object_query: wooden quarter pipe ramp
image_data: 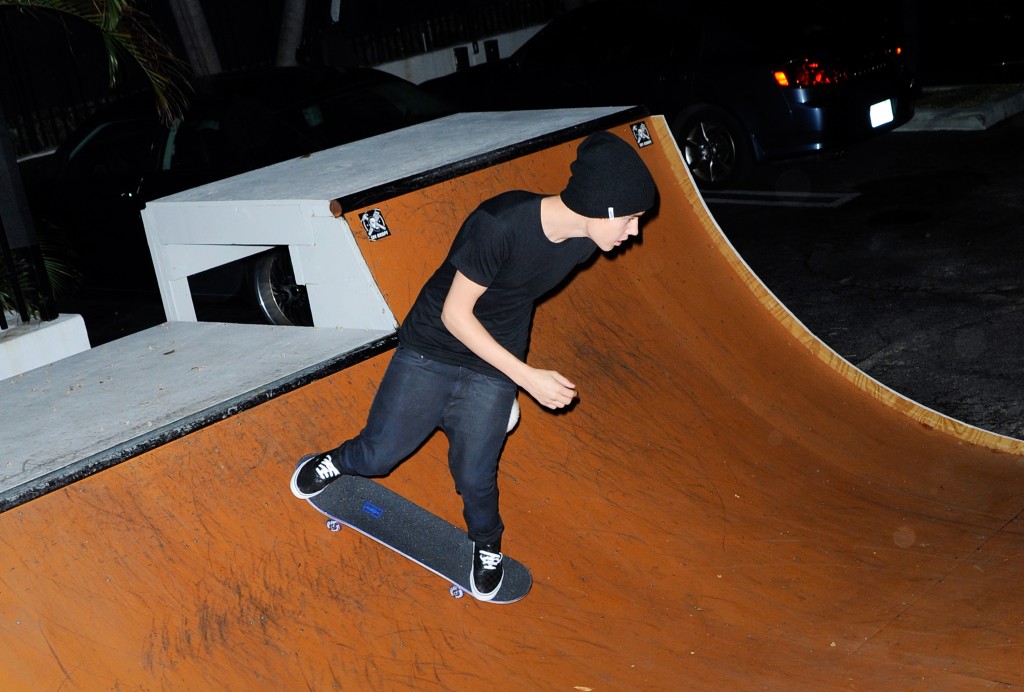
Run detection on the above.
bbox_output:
[2,109,1022,689]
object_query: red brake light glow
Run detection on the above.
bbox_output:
[775,60,848,87]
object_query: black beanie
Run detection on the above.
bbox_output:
[560,131,657,219]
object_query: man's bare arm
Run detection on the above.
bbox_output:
[441,271,576,409]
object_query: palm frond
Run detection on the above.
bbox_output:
[0,215,80,315]
[0,0,191,124]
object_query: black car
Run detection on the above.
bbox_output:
[43,65,452,326]
[422,0,917,188]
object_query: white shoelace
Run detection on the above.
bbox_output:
[315,455,341,481]
[477,550,503,570]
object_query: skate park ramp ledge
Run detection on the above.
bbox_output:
[2,106,1022,689]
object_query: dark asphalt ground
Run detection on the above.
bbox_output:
[711,101,1024,441]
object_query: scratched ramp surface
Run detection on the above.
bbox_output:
[307,474,531,603]
[1,112,1023,690]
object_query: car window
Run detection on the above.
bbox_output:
[62,118,155,180]
[163,81,451,173]
[282,81,451,147]
[164,102,319,173]
[700,7,898,60]
[366,80,452,120]
[163,119,232,172]
[287,91,400,145]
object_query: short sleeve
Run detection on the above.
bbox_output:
[448,209,512,288]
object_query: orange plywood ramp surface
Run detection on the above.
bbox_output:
[3,117,1023,690]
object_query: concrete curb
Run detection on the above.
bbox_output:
[900,83,1024,132]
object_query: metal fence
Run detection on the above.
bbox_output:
[315,0,563,67]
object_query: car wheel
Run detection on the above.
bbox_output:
[673,106,751,189]
[251,248,314,327]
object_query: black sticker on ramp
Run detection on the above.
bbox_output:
[360,209,391,241]
[631,121,652,148]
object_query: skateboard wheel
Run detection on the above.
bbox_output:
[326,519,342,532]
[449,585,464,599]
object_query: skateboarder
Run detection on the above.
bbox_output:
[291,130,657,600]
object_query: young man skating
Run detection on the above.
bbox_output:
[291,130,657,600]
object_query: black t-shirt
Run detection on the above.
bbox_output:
[398,191,597,381]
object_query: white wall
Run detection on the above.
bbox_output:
[0,312,90,380]
[372,25,545,85]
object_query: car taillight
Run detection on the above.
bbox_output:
[774,60,848,87]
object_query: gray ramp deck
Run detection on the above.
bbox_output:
[1,321,393,510]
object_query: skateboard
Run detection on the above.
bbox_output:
[307,474,532,603]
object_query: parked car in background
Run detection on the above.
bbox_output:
[41,65,452,327]
[422,0,917,188]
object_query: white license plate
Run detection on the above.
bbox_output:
[870,99,895,127]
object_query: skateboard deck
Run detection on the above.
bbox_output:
[307,474,532,603]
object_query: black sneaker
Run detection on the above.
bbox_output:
[290,452,344,499]
[470,541,504,601]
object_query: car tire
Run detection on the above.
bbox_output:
[673,105,751,189]
[250,248,314,327]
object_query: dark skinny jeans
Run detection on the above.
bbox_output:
[331,344,517,546]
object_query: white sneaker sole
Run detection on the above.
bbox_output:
[470,558,505,601]
[289,454,322,499]
[470,574,504,601]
